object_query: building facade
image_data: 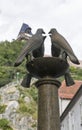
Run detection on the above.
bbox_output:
[60,85,82,130]
[58,80,82,115]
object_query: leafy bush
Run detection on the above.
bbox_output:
[0,118,13,130]
[0,66,14,87]
[0,40,25,66]
[0,40,27,87]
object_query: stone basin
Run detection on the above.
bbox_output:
[26,57,69,78]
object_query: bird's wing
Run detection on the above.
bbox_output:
[53,33,74,55]
[14,35,43,66]
[52,33,80,64]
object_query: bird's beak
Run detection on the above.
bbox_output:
[42,31,45,34]
[48,31,51,34]
[48,31,52,37]
[42,31,46,37]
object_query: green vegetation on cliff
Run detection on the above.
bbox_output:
[0,40,26,87]
[0,118,13,130]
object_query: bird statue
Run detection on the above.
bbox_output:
[49,28,80,86]
[14,28,46,66]
[49,28,80,64]
[14,28,46,88]
[14,23,33,88]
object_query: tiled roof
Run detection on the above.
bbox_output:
[58,80,82,99]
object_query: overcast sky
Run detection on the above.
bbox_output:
[0,0,82,59]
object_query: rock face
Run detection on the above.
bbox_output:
[0,82,37,130]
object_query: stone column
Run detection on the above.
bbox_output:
[35,78,61,130]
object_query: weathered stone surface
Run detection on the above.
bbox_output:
[0,82,36,130]
[24,96,31,104]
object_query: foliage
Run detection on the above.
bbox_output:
[0,105,7,114]
[0,40,27,87]
[0,118,13,130]
[18,100,37,119]
[0,66,14,86]
[27,86,38,102]
[58,66,82,82]
[17,87,37,119]
[0,95,1,100]
[70,66,82,80]
[17,85,38,102]
[0,40,25,66]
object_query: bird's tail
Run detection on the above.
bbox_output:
[68,53,80,65]
[14,53,27,67]
[64,72,75,86]
[21,73,32,88]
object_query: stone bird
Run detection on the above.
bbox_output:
[14,29,46,88]
[14,23,33,88]
[49,28,80,64]
[14,28,46,67]
[21,73,32,88]
[49,28,80,86]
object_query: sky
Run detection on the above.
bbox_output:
[0,0,82,59]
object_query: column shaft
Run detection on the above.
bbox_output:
[35,78,61,130]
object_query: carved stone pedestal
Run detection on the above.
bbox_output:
[26,57,69,130]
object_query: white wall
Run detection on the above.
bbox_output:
[61,94,82,130]
[59,98,70,115]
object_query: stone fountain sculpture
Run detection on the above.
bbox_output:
[14,27,80,130]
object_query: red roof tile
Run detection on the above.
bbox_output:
[58,80,82,99]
